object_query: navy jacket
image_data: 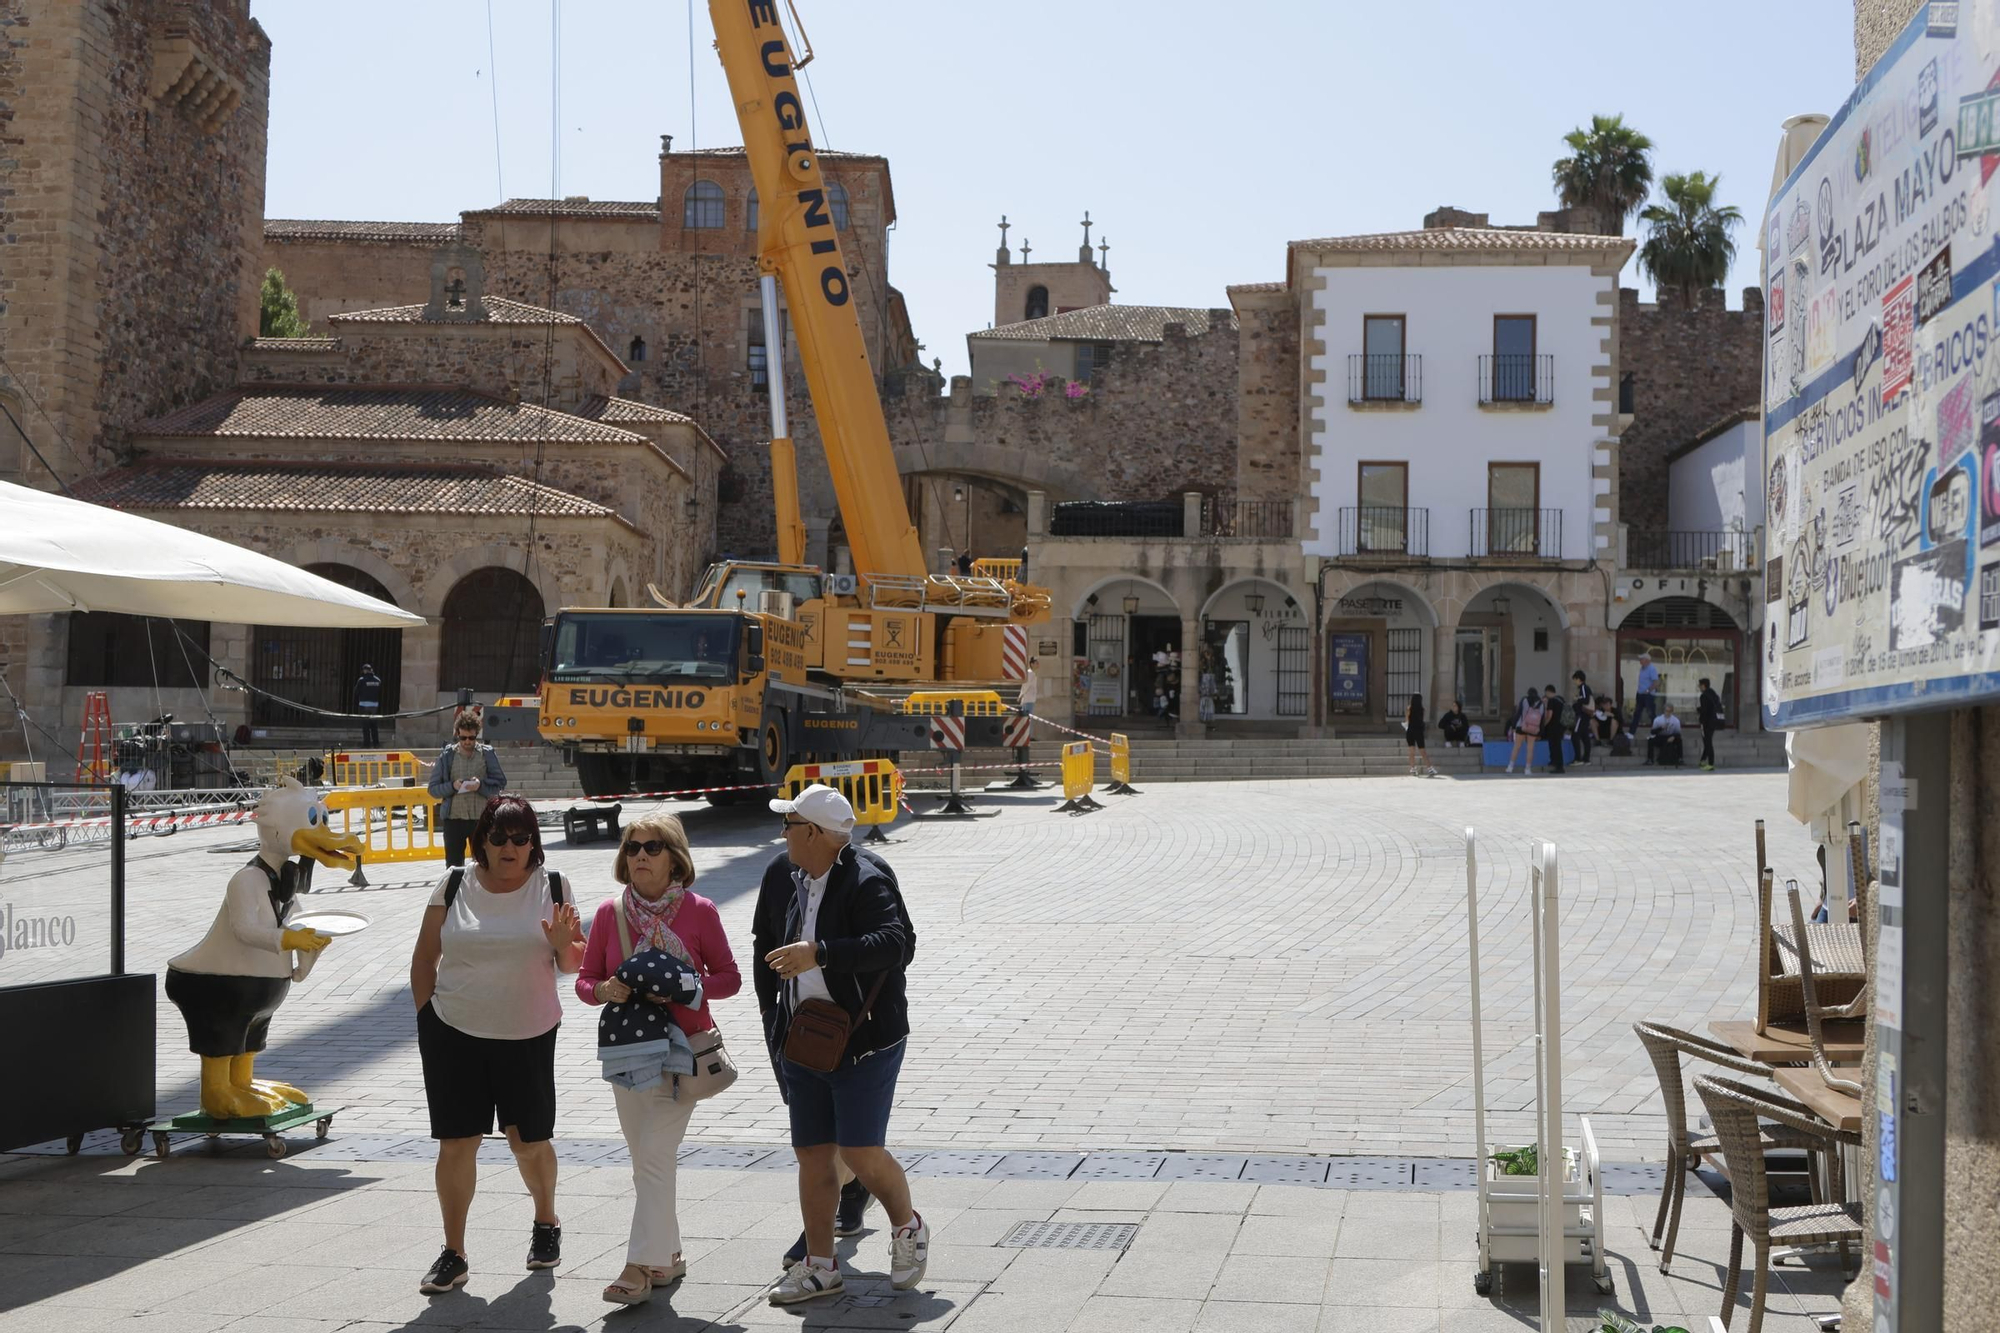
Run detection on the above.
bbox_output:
[753,845,913,1062]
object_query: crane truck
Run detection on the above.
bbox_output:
[539,0,1051,800]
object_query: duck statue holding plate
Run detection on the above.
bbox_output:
[162,779,364,1128]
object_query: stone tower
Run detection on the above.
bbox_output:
[991,212,1115,327]
[0,0,272,488]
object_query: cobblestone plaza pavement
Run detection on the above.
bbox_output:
[1,772,1851,1329]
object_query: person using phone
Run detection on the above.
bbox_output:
[426,715,507,867]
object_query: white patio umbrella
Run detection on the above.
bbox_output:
[0,480,424,628]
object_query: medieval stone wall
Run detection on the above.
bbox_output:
[0,0,269,483]
[1230,288,1301,504]
[263,235,444,329]
[1615,285,1764,529]
[954,316,1241,506]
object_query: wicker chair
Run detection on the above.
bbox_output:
[1632,1022,1823,1274]
[1693,1074,1861,1333]
[1785,879,1868,1097]
[1755,863,1866,1033]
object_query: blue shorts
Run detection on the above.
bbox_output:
[783,1041,906,1149]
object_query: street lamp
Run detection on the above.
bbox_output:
[1492,593,1511,617]
[1122,592,1140,615]
[1244,591,1265,615]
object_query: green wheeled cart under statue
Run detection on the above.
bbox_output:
[146,1101,341,1160]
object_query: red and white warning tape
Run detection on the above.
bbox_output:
[1016,710,1114,752]
[578,780,776,805]
[3,807,258,835]
[897,760,1062,776]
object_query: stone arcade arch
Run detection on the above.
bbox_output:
[1070,576,1184,720]
[1194,577,1312,721]
[249,564,405,730]
[439,568,545,696]
[1317,577,1441,726]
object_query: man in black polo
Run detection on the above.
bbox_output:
[754,785,926,1306]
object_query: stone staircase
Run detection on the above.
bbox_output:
[216,725,1790,804]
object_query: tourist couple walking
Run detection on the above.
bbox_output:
[406,783,925,1309]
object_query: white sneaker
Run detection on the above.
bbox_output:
[889,1212,930,1290]
[769,1260,843,1305]
[1425,767,1438,777]
[1504,765,1514,774]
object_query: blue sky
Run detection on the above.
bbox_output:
[257,1,1857,379]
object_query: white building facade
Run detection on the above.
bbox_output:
[1294,225,1633,728]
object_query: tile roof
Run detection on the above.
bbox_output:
[1226,281,1285,293]
[73,461,617,519]
[574,395,729,462]
[466,197,662,219]
[680,146,880,161]
[1666,404,1762,464]
[972,304,1236,344]
[573,395,694,424]
[248,337,341,351]
[135,387,647,445]
[265,219,462,244]
[327,295,585,326]
[1290,226,1631,255]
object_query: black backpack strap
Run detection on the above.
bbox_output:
[441,867,466,909]
[547,870,565,907]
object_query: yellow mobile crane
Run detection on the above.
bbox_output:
[539,0,1051,798]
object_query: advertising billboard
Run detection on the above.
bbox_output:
[1763,0,2000,726]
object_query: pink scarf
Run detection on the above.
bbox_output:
[622,882,692,966]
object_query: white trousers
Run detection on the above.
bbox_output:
[612,1079,697,1266]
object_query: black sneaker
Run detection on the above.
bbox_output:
[420,1246,469,1294]
[835,1179,873,1237]
[782,1231,808,1267]
[527,1220,562,1270]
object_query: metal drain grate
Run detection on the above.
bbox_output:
[1000,1220,1139,1251]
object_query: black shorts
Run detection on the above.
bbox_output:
[1405,724,1426,749]
[165,968,290,1058]
[416,1001,559,1142]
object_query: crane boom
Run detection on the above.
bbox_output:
[710,0,928,582]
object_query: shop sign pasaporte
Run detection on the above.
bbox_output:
[1762,1,2000,726]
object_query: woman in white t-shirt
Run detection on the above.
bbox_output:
[408,794,584,1295]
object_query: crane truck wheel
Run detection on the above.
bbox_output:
[756,714,791,788]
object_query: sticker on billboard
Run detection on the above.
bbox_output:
[1916,244,1954,329]
[1883,274,1916,403]
[1940,376,1977,466]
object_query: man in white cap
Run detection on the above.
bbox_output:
[754,784,926,1305]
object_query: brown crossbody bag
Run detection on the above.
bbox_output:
[783,967,888,1073]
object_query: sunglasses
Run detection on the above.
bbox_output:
[781,818,812,831]
[485,830,534,847]
[623,838,671,858]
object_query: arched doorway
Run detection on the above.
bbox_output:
[903,474,1028,566]
[1615,595,1742,727]
[1458,583,1567,722]
[251,564,404,729]
[1072,577,1182,719]
[439,568,545,695]
[1199,579,1309,720]
[1320,580,1439,726]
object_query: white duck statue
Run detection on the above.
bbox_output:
[164,779,363,1120]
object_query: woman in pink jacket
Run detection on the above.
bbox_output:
[576,813,741,1305]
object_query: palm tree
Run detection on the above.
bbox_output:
[1638,172,1744,306]
[1552,114,1656,235]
